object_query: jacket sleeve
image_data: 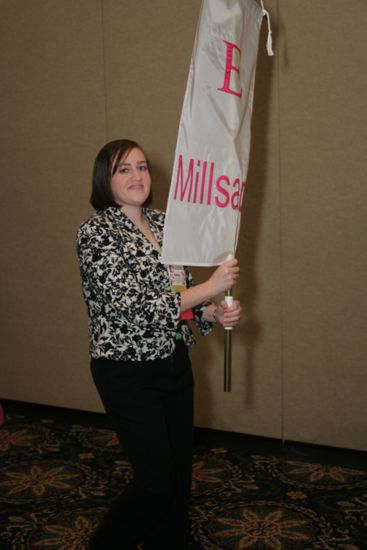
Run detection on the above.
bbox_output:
[77,222,181,330]
[185,268,214,336]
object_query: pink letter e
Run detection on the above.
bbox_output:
[217,40,242,98]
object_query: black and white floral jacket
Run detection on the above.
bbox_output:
[77,206,213,362]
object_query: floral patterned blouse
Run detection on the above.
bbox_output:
[77,206,213,362]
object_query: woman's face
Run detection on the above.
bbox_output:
[110,147,151,209]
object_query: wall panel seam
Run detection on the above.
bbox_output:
[100,0,109,140]
[276,0,285,444]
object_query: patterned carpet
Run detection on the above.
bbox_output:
[0,403,366,549]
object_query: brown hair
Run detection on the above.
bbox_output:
[90,139,152,210]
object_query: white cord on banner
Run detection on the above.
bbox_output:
[260,0,274,56]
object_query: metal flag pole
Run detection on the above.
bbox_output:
[224,289,233,392]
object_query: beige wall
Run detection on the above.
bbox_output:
[1,1,366,451]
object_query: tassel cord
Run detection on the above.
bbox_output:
[260,0,275,56]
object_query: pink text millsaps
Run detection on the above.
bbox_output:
[173,154,246,211]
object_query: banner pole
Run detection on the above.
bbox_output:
[224,289,233,392]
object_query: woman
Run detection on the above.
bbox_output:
[77,139,242,549]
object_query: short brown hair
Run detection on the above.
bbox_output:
[90,139,152,210]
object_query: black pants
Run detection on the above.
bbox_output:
[89,341,194,550]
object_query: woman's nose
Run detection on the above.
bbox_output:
[131,167,142,181]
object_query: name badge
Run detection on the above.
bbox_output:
[167,265,194,320]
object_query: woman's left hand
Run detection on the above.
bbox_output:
[214,299,242,328]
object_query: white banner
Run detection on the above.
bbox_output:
[161,0,263,266]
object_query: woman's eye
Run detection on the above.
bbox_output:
[118,167,129,174]
[139,165,148,171]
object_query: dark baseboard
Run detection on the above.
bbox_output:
[2,398,366,470]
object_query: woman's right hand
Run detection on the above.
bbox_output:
[207,258,240,296]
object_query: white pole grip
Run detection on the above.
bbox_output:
[224,294,233,331]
